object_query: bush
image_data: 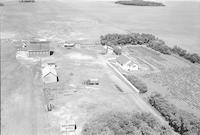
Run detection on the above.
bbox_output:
[125,75,148,93]
[0,3,4,6]
[113,46,122,55]
[171,46,187,56]
[147,40,171,55]
[149,93,200,135]
[183,53,200,64]
[171,46,200,64]
[82,112,173,135]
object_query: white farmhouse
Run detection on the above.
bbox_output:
[116,55,139,71]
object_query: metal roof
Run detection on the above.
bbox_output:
[27,40,50,51]
[42,66,57,78]
[116,55,130,65]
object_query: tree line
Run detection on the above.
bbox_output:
[82,112,173,135]
[100,33,200,64]
[124,74,148,93]
[115,0,165,7]
[149,93,200,135]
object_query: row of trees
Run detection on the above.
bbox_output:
[0,3,4,6]
[124,75,148,93]
[149,93,200,135]
[171,46,200,63]
[82,112,173,135]
[100,33,200,64]
[115,0,165,6]
[100,33,156,46]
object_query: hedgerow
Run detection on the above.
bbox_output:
[149,93,200,135]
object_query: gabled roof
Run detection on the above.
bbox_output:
[27,40,50,51]
[127,61,138,67]
[42,66,57,78]
[116,55,130,65]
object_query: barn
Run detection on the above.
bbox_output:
[42,66,58,84]
[27,40,50,57]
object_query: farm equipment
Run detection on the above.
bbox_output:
[46,103,54,111]
[60,120,76,135]
[63,42,75,49]
[84,79,99,85]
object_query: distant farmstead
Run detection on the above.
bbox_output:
[116,55,139,71]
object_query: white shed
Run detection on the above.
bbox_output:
[42,66,58,84]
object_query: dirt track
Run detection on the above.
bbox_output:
[1,45,50,135]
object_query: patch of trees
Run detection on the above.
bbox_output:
[124,75,148,93]
[100,33,156,46]
[82,112,173,135]
[100,33,200,64]
[0,3,4,6]
[115,0,165,7]
[149,93,200,135]
[171,46,200,63]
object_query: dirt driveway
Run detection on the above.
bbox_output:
[1,40,51,135]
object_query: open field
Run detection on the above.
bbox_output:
[1,0,200,134]
[1,0,200,53]
[1,40,50,135]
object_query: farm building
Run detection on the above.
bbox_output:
[42,66,58,84]
[27,40,50,57]
[103,45,114,54]
[16,40,50,57]
[116,55,139,71]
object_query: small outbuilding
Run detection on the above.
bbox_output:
[63,42,75,49]
[42,66,58,84]
[116,55,139,71]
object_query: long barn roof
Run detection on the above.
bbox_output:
[27,40,50,51]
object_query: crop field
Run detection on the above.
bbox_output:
[125,45,200,117]
[142,66,200,116]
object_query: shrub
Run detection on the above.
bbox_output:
[113,46,122,55]
[0,3,4,6]
[184,53,200,64]
[82,112,173,135]
[147,40,171,55]
[171,46,187,56]
[125,75,148,93]
[149,93,200,135]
